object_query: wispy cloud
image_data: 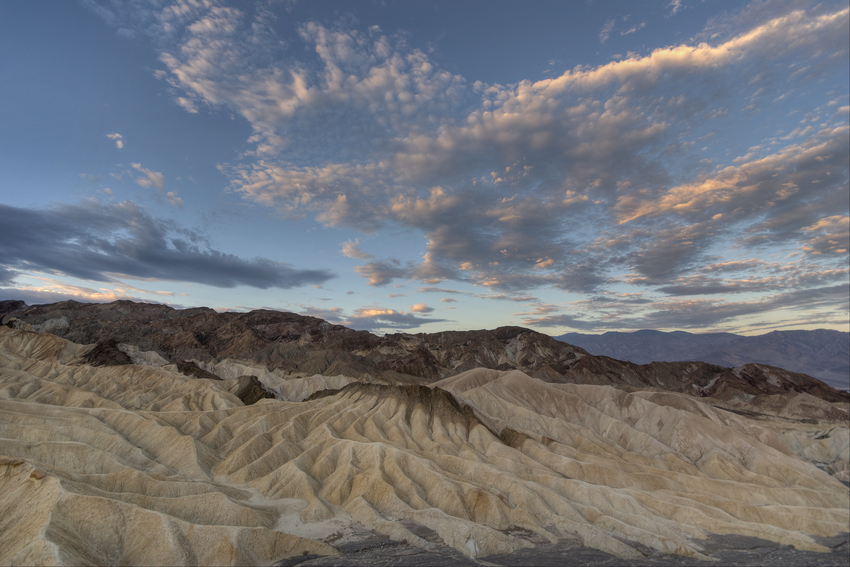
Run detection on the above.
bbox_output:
[599,19,615,44]
[621,22,646,36]
[668,0,683,17]
[131,162,183,206]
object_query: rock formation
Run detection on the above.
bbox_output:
[4,300,847,403]
[0,300,848,566]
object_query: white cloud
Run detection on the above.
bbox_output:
[106,132,124,148]
[131,163,165,190]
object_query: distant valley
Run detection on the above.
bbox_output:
[555,329,850,391]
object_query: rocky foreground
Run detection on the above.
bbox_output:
[0,300,848,565]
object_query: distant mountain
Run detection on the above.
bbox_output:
[3,300,847,404]
[554,329,850,390]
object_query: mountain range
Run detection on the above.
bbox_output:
[0,299,847,566]
[555,329,850,391]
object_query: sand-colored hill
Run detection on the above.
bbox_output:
[1,326,847,565]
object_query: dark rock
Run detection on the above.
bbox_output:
[0,300,26,320]
[175,360,221,380]
[80,338,133,367]
[232,375,276,405]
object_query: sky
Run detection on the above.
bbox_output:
[0,0,848,336]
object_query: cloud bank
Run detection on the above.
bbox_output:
[0,202,334,290]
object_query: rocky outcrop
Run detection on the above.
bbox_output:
[230,375,277,405]
[732,363,848,403]
[80,338,133,367]
[0,300,26,319]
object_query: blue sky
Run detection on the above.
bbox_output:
[1,0,848,335]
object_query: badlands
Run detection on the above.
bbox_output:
[0,300,847,566]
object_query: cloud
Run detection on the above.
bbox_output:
[801,215,850,256]
[654,260,849,296]
[0,275,181,307]
[341,239,374,260]
[476,293,539,302]
[131,163,164,189]
[599,19,615,44]
[0,201,334,289]
[621,22,646,36]
[525,283,849,332]
[668,0,683,17]
[347,305,449,332]
[131,162,184,206]
[417,286,470,295]
[409,303,433,314]
[106,132,124,148]
[298,305,345,323]
[90,1,848,331]
[354,260,411,286]
[0,286,150,308]
[0,266,18,286]
[615,126,849,226]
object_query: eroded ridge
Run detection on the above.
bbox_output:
[0,326,847,565]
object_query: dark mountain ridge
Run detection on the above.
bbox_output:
[3,299,847,404]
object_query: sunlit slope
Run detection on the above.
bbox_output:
[0,327,847,565]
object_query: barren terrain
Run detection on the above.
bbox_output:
[0,301,847,565]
